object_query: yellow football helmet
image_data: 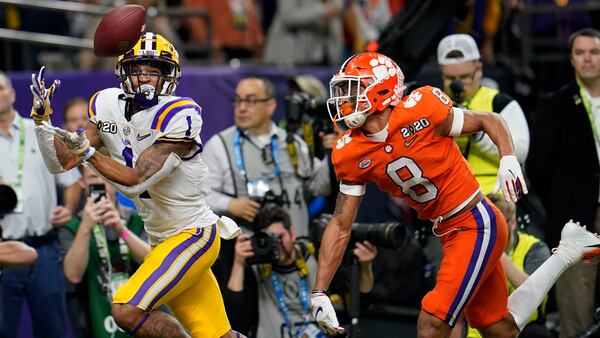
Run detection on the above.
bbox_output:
[115,32,181,100]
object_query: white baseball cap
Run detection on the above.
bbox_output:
[437,34,481,65]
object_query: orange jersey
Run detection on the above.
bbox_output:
[332,86,480,220]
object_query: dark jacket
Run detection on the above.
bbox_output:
[527,81,600,248]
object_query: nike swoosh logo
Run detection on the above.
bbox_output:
[315,306,323,318]
[404,135,418,147]
[137,133,151,141]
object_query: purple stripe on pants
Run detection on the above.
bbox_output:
[146,224,217,310]
[127,227,204,307]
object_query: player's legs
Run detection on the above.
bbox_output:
[504,220,600,333]
[166,269,230,337]
[420,198,507,338]
[112,224,228,337]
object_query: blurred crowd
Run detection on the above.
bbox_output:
[1,0,600,338]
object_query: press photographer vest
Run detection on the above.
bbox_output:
[218,125,312,236]
[466,232,547,337]
[454,86,509,194]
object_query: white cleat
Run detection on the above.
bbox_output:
[555,220,600,263]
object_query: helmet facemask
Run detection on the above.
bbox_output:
[327,75,376,130]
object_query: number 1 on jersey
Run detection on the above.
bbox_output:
[386,157,438,203]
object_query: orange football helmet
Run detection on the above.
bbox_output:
[327,52,405,129]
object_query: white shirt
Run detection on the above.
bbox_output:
[0,113,79,239]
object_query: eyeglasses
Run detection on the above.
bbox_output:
[442,69,477,83]
[232,96,272,107]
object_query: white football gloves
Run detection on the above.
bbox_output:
[493,155,528,203]
[310,292,344,336]
[29,66,61,125]
[39,122,95,161]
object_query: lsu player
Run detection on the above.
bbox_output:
[29,33,244,338]
[309,52,600,338]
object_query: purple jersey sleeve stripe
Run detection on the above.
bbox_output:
[150,98,186,130]
[88,91,100,119]
[127,227,205,307]
[158,104,201,133]
[145,224,217,310]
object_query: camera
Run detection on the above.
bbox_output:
[351,222,406,249]
[89,183,106,202]
[312,214,406,249]
[247,231,280,265]
[0,184,17,217]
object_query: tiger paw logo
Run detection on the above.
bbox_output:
[336,133,353,149]
[403,91,422,108]
[369,57,403,106]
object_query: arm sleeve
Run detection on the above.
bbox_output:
[472,98,530,163]
[203,135,236,214]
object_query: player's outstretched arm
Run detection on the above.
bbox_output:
[314,190,362,291]
[311,189,362,335]
[88,141,193,187]
[437,108,527,202]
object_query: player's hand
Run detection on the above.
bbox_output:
[493,155,528,203]
[228,198,261,223]
[310,292,344,336]
[50,205,71,228]
[40,122,95,161]
[353,240,377,264]
[29,66,61,125]
[233,233,254,266]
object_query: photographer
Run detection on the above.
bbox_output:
[59,165,150,338]
[204,75,331,237]
[223,205,376,338]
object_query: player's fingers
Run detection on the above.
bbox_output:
[519,176,529,195]
[38,66,46,86]
[507,179,517,203]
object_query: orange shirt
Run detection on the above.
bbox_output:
[332,86,480,220]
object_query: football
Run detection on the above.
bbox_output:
[93,4,146,57]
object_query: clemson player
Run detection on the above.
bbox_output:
[310,52,600,338]
[29,33,244,338]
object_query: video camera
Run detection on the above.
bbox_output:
[247,231,281,265]
[284,92,334,159]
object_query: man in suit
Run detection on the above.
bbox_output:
[527,27,600,338]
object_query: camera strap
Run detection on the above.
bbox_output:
[233,129,284,191]
[91,223,131,302]
[271,272,311,338]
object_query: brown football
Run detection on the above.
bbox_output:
[93,4,146,57]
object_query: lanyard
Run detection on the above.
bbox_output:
[92,223,113,300]
[271,272,310,338]
[13,116,26,191]
[579,85,600,146]
[233,128,281,183]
